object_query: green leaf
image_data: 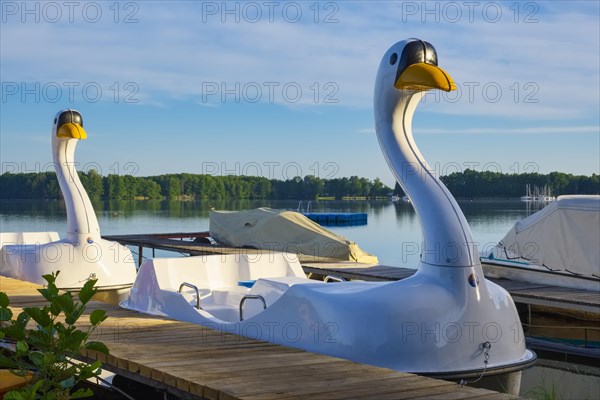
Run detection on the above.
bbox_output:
[65,304,85,325]
[23,307,52,327]
[42,271,58,285]
[78,279,98,304]
[15,340,28,353]
[0,307,13,321]
[3,391,28,400]
[3,312,30,341]
[0,352,17,368]
[38,284,59,303]
[78,360,103,380]
[16,311,30,326]
[42,351,59,367]
[7,380,45,400]
[89,309,107,326]
[54,321,66,334]
[27,351,44,367]
[0,291,9,307]
[49,299,61,316]
[26,330,51,350]
[84,341,109,355]
[4,325,24,341]
[55,293,75,314]
[70,388,94,399]
[62,329,87,353]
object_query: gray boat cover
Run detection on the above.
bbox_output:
[209,208,378,264]
[497,195,600,278]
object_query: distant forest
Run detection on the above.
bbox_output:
[0,171,390,200]
[0,170,598,200]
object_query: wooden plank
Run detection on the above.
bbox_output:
[239,374,434,400]
[200,369,423,399]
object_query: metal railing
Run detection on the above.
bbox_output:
[324,275,346,283]
[178,282,201,309]
[239,295,267,321]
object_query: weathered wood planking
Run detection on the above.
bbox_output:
[1,276,515,400]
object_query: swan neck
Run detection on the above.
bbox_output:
[53,138,100,243]
[376,91,479,268]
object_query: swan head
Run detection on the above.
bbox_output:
[378,39,455,94]
[375,39,456,119]
[53,109,87,140]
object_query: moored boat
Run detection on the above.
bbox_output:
[0,110,136,303]
[482,195,600,292]
[123,39,536,394]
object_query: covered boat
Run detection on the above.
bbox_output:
[209,208,378,264]
[482,195,600,291]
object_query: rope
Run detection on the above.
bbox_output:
[460,341,491,388]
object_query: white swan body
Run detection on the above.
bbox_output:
[0,110,136,292]
[124,40,535,389]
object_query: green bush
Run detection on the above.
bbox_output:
[0,272,109,400]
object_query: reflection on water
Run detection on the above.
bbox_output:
[1,199,598,396]
[0,198,542,269]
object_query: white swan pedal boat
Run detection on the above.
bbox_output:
[0,110,136,302]
[123,39,536,394]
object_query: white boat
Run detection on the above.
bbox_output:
[0,110,136,302]
[521,184,556,203]
[520,184,533,202]
[123,39,535,394]
[482,195,600,291]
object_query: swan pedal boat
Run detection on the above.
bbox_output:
[123,39,535,394]
[0,110,136,303]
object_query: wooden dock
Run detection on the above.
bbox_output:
[1,277,514,400]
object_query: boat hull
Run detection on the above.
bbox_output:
[122,253,535,392]
[0,235,137,292]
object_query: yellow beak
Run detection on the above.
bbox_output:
[57,122,87,139]
[395,63,456,92]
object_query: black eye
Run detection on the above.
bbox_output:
[54,118,57,124]
[390,53,398,65]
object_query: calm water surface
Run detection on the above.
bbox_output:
[0,198,534,267]
[1,199,598,398]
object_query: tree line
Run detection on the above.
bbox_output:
[0,171,392,200]
[1,169,597,201]
[439,170,599,198]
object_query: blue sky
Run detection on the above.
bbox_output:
[1,1,599,186]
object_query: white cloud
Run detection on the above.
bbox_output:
[2,1,597,118]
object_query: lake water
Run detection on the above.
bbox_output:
[0,198,536,267]
[1,199,598,398]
